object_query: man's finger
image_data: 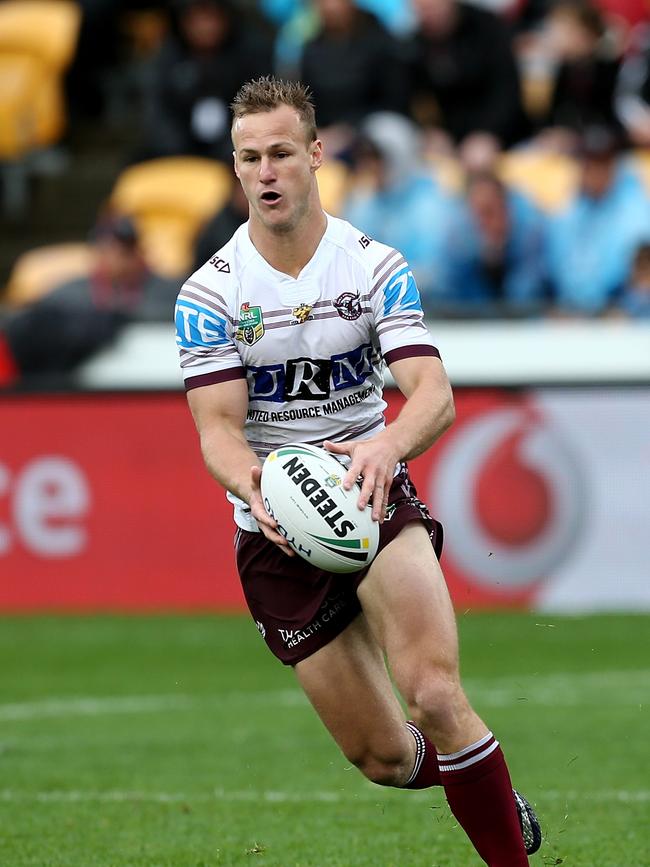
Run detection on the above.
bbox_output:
[371,480,385,521]
[357,473,376,511]
[323,439,351,455]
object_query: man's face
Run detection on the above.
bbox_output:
[580,155,615,200]
[468,180,509,247]
[232,105,322,234]
[412,0,456,37]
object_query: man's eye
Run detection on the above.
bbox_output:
[243,156,258,163]
[275,152,289,159]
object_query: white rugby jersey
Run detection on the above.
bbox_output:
[175,214,439,530]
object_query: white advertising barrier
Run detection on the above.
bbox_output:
[75,321,650,388]
[422,389,650,612]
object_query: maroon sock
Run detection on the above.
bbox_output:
[438,733,528,867]
[402,721,442,789]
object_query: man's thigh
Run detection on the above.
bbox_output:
[357,522,461,683]
[294,613,413,765]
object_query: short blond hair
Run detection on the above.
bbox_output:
[231,76,317,144]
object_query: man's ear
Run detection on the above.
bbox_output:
[310,139,323,172]
[233,152,240,179]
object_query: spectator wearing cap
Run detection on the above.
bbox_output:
[545,126,650,316]
[134,0,273,163]
[0,215,178,385]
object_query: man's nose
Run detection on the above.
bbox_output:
[259,157,276,183]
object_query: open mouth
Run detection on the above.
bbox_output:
[260,191,282,205]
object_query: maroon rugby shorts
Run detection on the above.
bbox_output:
[234,464,443,666]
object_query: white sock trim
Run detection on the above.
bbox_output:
[436,731,494,762]
[404,722,426,786]
[438,739,499,772]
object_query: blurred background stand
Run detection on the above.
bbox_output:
[0,0,82,218]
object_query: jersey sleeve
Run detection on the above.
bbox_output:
[367,245,440,366]
[174,273,245,392]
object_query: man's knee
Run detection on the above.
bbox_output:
[404,668,471,738]
[345,742,412,787]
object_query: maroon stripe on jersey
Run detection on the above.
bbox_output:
[264,321,292,330]
[184,280,228,309]
[377,316,425,335]
[179,347,235,368]
[309,311,341,321]
[369,256,407,299]
[384,345,440,365]
[262,299,332,319]
[184,367,246,391]
[338,416,385,442]
[381,312,424,324]
[378,321,428,339]
[264,311,342,330]
[373,248,400,277]
[179,289,234,324]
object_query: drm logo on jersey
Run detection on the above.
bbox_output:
[248,342,374,402]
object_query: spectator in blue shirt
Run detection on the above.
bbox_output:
[342,112,457,306]
[434,171,549,317]
[546,126,650,316]
[614,242,650,318]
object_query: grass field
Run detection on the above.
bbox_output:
[0,613,647,867]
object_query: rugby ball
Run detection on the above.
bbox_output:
[260,443,379,573]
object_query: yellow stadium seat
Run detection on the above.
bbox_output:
[317,159,350,215]
[0,0,80,211]
[109,157,233,277]
[498,150,579,212]
[631,149,650,196]
[0,54,67,158]
[0,54,41,158]
[3,242,93,307]
[0,0,81,72]
[429,154,465,194]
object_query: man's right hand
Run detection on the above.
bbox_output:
[249,465,295,557]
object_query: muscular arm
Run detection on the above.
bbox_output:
[384,354,455,461]
[187,378,258,502]
[187,379,293,553]
[325,355,455,520]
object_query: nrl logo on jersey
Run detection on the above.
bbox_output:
[291,303,313,324]
[236,302,264,346]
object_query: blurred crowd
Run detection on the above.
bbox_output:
[1,0,650,386]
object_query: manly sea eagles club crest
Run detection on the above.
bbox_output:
[236,302,264,346]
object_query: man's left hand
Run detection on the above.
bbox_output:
[323,433,400,522]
